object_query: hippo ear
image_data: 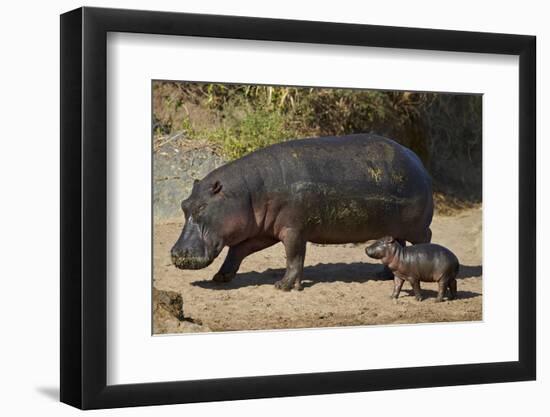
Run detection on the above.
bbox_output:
[210,180,222,195]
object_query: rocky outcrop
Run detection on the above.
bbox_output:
[152,287,211,334]
[153,143,225,220]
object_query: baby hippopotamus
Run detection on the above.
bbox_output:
[366,236,459,302]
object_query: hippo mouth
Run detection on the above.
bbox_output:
[172,255,215,270]
[171,216,225,270]
[171,240,224,270]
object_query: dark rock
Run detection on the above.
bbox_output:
[153,144,225,220]
[153,287,184,321]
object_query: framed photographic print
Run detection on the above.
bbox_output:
[60,6,536,409]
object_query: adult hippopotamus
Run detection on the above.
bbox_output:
[171,133,433,291]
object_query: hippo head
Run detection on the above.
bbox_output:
[170,177,249,270]
[365,236,398,259]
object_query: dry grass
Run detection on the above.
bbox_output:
[433,192,480,216]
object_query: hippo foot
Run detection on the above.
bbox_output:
[275,279,302,291]
[274,279,292,291]
[212,272,235,283]
[415,295,423,302]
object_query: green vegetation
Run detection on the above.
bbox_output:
[153,82,482,202]
[203,110,298,160]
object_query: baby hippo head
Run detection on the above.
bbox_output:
[365,236,399,259]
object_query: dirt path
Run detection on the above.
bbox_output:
[153,208,482,333]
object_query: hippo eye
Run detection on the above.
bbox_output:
[193,203,207,216]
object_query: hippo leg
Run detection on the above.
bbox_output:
[411,279,423,301]
[275,230,306,291]
[390,276,405,299]
[213,237,277,283]
[448,278,457,300]
[409,227,432,244]
[424,227,432,243]
[435,279,447,302]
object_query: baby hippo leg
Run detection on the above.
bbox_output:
[390,276,405,300]
[436,279,447,303]
[411,279,423,301]
[436,273,457,302]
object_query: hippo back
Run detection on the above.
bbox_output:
[204,134,433,243]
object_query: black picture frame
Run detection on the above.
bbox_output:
[60,6,536,410]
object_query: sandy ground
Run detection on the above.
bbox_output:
[153,207,482,333]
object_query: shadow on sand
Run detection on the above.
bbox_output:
[399,288,481,301]
[457,264,483,279]
[192,262,482,294]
